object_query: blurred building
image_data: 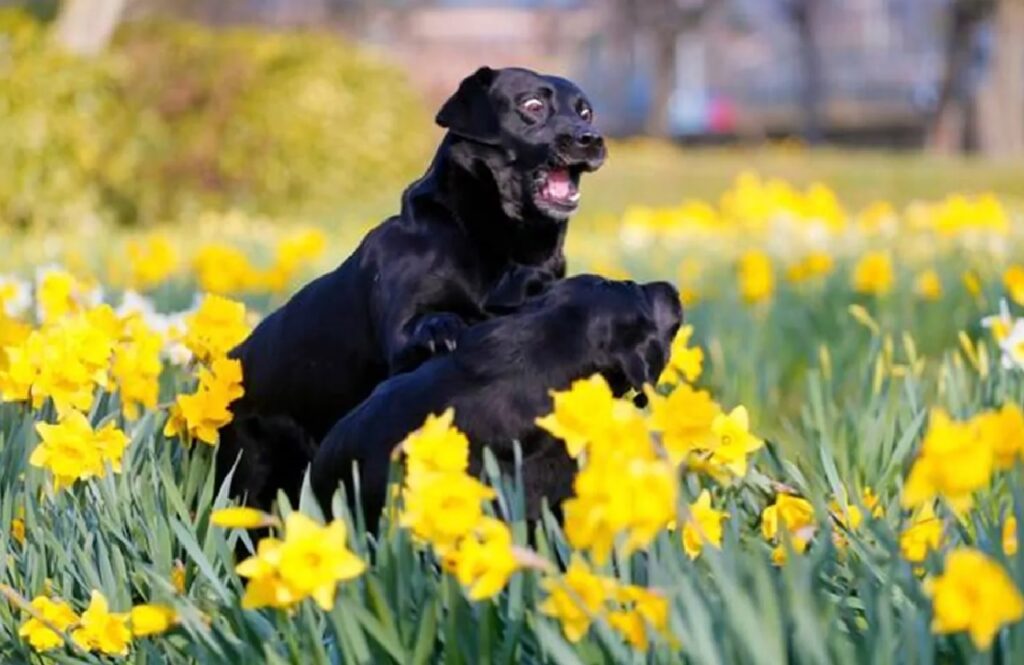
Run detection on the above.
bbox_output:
[359,0,599,104]
[659,0,953,142]
[8,0,969,143]
[341,0,955,144]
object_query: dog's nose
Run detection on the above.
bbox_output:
[575,129,602,149]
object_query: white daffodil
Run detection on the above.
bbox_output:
[981,298,1013,344]
[0,275,31,318]
[998,317,1024,370]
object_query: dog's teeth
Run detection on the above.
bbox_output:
[568,191,581,203]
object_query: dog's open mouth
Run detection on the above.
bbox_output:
[534,166,582,215]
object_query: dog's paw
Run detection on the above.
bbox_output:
[485,265,558,314]
[410,312,465,354]
[389,313,469,374]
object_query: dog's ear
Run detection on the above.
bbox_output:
[436,67,501,145]
[619,350,653,393]
[615,335,670,398]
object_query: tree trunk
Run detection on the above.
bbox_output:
[976,1,1024,156]
[54,0,129,55]
[793,0,823,143]
[927,2,996,153]
[645,27,677,137]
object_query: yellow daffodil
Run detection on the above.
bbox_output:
[861,486,885,518]
[126,234,179,290]
[71,590,132,657]
[0,312,31,376]
[975,403,1024,470]
[828,498,864,531]
[737,249,774,304]
[682,489,728,559]
[112,315,164,420]
[399,472,495,553]
[164,356,244,445]
[762,494,816,564]
[171,562,186,595]
[401,408,470,482]
[902,409,992,513]
[1004,515,1018,556]
[707,406,764,477]
[539,557,612,643]
[962,270,983,299]
[261,228,327,292]
[31,411,129,491]
[11,516,25,545]
[1004,265,1024,306]
[610,585,670,651]
[2,306,119,414]
[210,506,278,529]
[657,324,703,385]
[899,502,943,563]
[274,513,367,610]
[914,269,943,301]
[18,596,78,653]
[235,538,297,610]
[536,374,617,458]
[645,384,721,465]
[182,295,250,364]
[129,604,177,637]
[926,548,1024,649]
[447,517,519,601]
[235,512,366,611]
[193,243,262,296]
[827,494,865,550]
[36,267,97,323]
[852,251,893,296]
[786,251,834,284]
[563,455,676,564]
[608,609,649,651]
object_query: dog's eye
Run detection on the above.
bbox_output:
[579,106,593,122]
[521,98,545,114]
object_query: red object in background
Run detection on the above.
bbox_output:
[708,97,736,134]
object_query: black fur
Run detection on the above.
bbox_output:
[219,67,605,507]
[311,275,683,528]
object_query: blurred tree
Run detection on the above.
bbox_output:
[975,0,1024,156]
[779,0,823,144]
[609,0,722,137]
[927,0,997,152]
[54,0,128,54]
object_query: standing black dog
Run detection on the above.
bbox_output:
[311,276,683,528]
[219,67,606,508]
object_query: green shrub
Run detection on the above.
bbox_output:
[0,11,433,227]
[0,9,133,227]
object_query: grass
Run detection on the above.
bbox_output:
[581,142,1024,215]
[327,142,1024,235]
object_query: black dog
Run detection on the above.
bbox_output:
[218,67,606,508]
[311,275,682,528]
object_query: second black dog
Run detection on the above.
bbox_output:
[311,275,682,527]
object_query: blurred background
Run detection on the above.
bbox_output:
[0,0,1022,230]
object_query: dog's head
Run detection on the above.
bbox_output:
[437,66,606,222]
[531,275,682,398]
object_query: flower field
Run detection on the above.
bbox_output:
[4,153,1024,663]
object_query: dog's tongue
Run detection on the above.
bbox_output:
[546,168,572,200]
